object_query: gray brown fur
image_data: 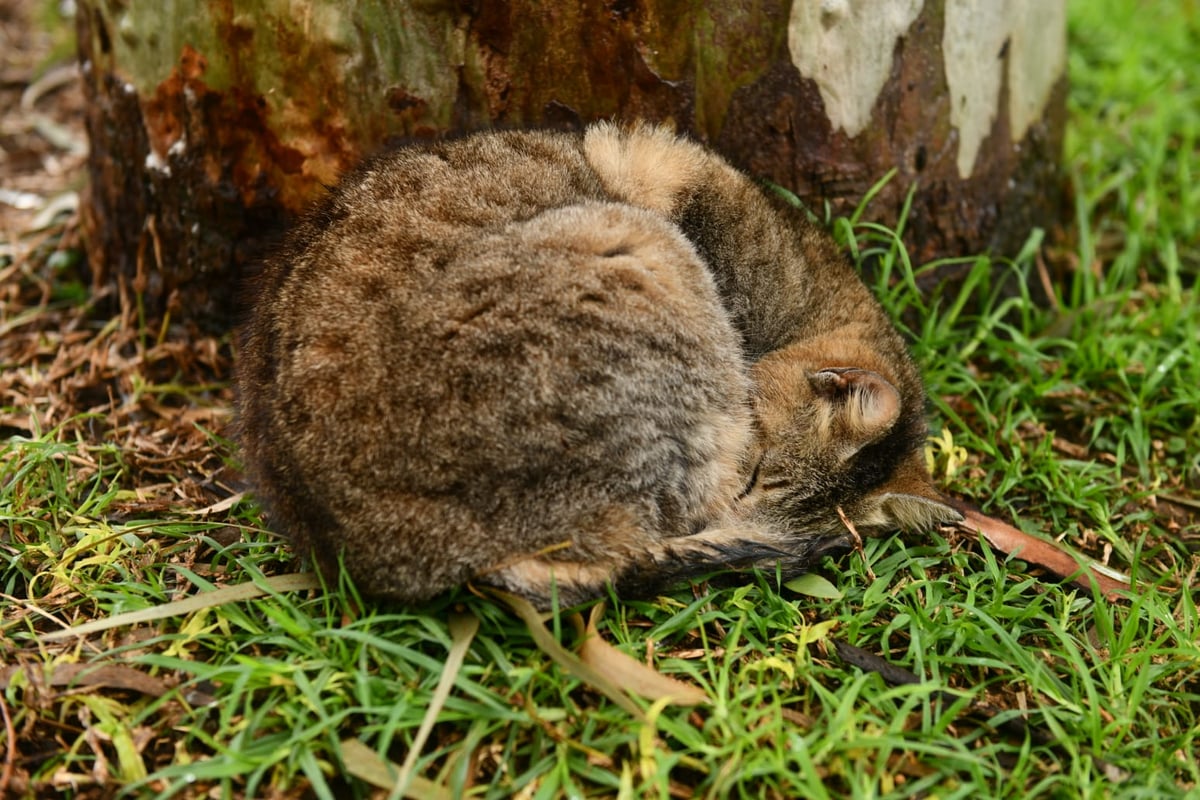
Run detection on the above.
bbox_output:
[236,123,960,607]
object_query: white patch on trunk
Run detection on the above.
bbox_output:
[787,0,925,139]
[944,0,1066,177]
[1006,2,1067,146]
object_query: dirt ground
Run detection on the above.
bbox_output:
[2,0,233,442]
[1,9,242,796]
[0,0,86,237]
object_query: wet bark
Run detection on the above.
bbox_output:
[75,0,1068,330]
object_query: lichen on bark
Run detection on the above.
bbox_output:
[76,0,1067,330]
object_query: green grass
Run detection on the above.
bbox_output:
[2,0,1199,797]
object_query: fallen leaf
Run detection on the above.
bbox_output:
[832,636,1122,776]
[783,572,843,600]
[577,603,708,706]
[487,591,709,719]
[485,589,646,720]
[338,738,452,800]
[780,707,815,728]
[180,491,245,516]
[0,662,169,696]
[954,505,1132,601]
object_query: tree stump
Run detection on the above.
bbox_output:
[75,0,1067,330]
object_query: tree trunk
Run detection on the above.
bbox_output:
[75,0,1067,330]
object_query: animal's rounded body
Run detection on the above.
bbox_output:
[237,124,959,606]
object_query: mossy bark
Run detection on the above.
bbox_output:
[76,0,1067,330]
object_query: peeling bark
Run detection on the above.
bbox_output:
[76,0,1067,330]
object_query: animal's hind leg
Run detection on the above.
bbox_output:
[609,523,855,599]
[478,556,624,609]
[478,523,855,609]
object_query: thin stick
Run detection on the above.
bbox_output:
[836,506,875,581]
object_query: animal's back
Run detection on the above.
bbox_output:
[237,132,753,603]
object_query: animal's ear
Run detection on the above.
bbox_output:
[808,367,901,457]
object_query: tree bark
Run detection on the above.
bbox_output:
[75,0,1067,330]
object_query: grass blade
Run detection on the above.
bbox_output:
[37,572,322,642]
[390,611,480,799]
[338,738,452,800]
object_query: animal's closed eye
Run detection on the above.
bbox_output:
[736,459,762,500]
